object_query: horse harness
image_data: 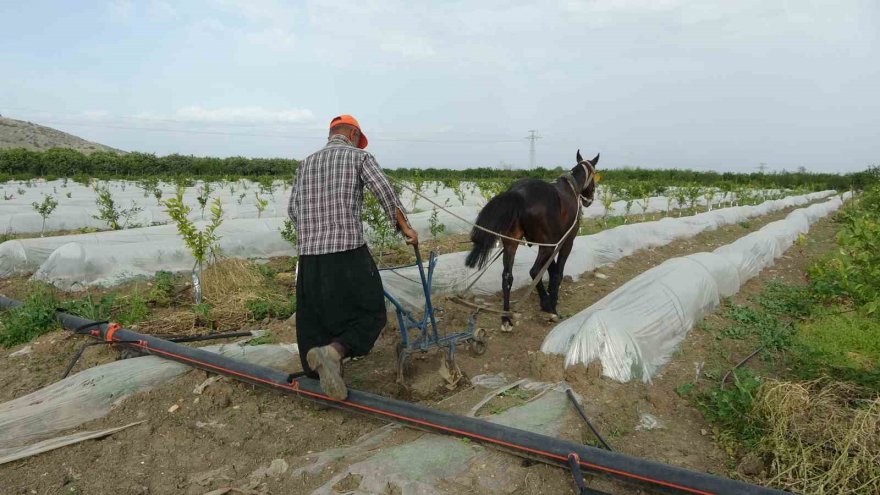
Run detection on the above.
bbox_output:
[561,160,596,205]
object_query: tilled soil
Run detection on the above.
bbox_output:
[0,203,842,494]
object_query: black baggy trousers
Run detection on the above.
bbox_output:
[296,244,387,377]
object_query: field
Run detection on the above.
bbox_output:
[0,152,877,495]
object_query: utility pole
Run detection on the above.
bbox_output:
[525,130,541,168]
[757,162,768,174]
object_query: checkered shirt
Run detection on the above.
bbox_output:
[288,134,407,255]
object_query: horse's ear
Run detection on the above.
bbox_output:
[592,153,600,166]
[576,149,583,163]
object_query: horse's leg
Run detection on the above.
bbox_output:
[530,246,555,313]
[500,239,518,333]
[548,234,576,317]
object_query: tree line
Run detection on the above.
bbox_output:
[0,147,874,190]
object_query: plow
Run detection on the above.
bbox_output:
[380,246,487,385]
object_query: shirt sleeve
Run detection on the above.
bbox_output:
[360,153,408,230]
[287,171,298,224]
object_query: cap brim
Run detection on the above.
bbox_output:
[357,133,368,149]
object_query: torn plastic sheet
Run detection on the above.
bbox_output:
[381,191,835,311]
[540,195,848,383]
[0,342,297,452]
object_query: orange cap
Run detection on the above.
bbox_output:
[329,114,368,149]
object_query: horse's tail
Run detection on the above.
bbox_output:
[465,192,525,269]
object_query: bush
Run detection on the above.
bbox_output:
[809,185,880,314]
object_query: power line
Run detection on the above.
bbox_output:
[525,130,541,168]
[33,120,528,144]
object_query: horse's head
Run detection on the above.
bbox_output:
[574,150,600,207]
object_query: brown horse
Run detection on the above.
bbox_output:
[465,151,599,331]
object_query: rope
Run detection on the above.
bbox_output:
[389,162,594,251]
[391,177,569,247]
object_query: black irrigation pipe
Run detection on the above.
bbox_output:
[0,296,791,495]
[60,330,256,378]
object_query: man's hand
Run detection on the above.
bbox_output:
[401,224,419,246]
[394,208,418,246]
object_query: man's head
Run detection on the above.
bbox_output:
[329,115,368,149]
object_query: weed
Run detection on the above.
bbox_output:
[499,387,531,401]
[792,312,880,388]
[149,271,176,306]
[696,370,764,449]
[115,292,151,326]
[245,332,274,346]
[62,292,151,327]
[245,295,297,321]
[722,304,793,351]
[255,263,277,279]
[674,382,694,397]
[352,374,364,387]
[192,302,213,326]
[753,282,812,318]
[0,287,60,347]
[63,294,114,321]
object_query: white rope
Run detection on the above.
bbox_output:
[390,165,593,249]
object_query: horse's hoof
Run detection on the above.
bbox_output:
[548,313,560,323]
[501,322,513,333]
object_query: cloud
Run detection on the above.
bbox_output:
[148,1,178,20]
[106,0,134,19]
[245,27,296,51]
[136,106,315,125]
[379,34,436,59]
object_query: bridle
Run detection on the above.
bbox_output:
[573,159,596,206]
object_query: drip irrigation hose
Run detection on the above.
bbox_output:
[0,296,791,495]
[720,346,763,390]
[566,389,613,452]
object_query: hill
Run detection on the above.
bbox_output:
[0,116,123,154]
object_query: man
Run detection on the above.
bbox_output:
[288,114,417,400]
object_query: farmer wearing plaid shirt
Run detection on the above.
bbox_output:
[288,115,417,400]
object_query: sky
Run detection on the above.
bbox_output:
[1,0,878,172]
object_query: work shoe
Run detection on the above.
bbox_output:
[306,345,348,401]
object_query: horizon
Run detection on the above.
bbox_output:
[1,1,878,173]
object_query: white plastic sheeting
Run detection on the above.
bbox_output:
[0,342,298,456]
[0,178,292,234]
[2,178,775,235]
[30,218,296,290]
[380,191,835,311]
[401,191,736,240]
[540,195,848,383]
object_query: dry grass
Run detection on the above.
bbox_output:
[756,379,880,494]
[137,258,283,335]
